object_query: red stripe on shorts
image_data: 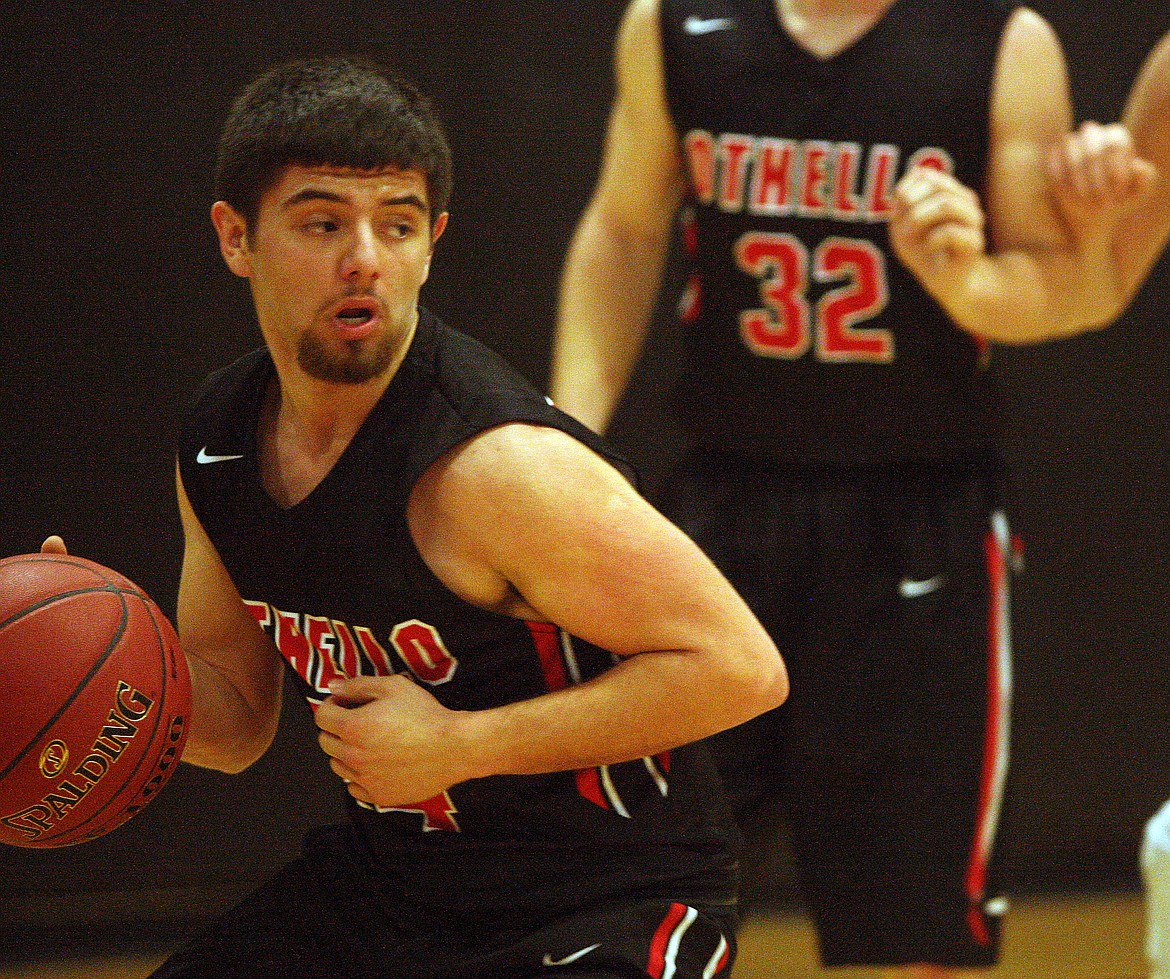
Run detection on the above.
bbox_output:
[647,902,691,978]
[965,513,1014,944]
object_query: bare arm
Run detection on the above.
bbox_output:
[315,425,787,808]
[175,464,286,773]
[549,0,686,433]
[890,8,1134,343]
[1114,30,1170,300]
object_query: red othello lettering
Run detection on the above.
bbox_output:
[354,626,396,675]
[305,615,346,692]
[685,130,716,204]
[907,146,953,174]
[274,608,316,682]
[865,144,900,219]
[799,141,831,215]
[330,620,363,677]
[391,620,457,685]
[718,134,755,212]
[244,600,272,630]
[388,791,461,833]
[832,143,863,219]
[750,138,796,215]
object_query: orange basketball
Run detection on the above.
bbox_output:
[0,553,190,847]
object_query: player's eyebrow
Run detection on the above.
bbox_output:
[280,188,428,212]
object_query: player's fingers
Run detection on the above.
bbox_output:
[1094,124,1140,197]
[327,756,373,803]
[1059,129,1092,199]
[904,188,983,239]
[1106,135,1137,193]
[925,223,983,267]
[893,165,960,209]
[317,727,345,758]
[1131,158,1160,201]
[1079,121,1119,199]
[325,751,360,783]
[314,700,354,738]
[40,535,68,555]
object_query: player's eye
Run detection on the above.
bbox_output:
[385,221,415,239]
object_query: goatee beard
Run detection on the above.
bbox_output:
[297,332,396,384]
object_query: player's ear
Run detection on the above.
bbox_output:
[210,200,253,278]
[423,212,448,282]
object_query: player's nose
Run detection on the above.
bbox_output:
[340,225,381,283]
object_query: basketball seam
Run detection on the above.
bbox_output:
[0,584,122,632]
[0,591,132,784]
[33,593,179,846]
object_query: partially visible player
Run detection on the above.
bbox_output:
[551,2,1161,976]
[1049,33,1170,979]
[1144,800,1170,979]
[1047,31,1170,306]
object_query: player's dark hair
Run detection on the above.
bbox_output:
[215,56,453,230]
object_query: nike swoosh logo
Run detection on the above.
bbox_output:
[684,15,735,34]
[898,574,946,599]
[542,943,601,967]
[197,447,245,464]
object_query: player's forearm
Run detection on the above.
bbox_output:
[450,639,787,781]
[550,204,671,434]
[932,245,1127,344]
[181,652,282,774]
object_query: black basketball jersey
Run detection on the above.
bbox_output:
[178,307,737,916]
[661,0,1016,465]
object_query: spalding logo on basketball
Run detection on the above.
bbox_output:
[0,553,191,847]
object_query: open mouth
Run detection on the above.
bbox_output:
[336,306,375,326]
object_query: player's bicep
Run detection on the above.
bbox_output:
[524,490,752,661]
[593,0,686,231]
[1118,32,1170,294]
[985,8,1074,253]
[466,430,766,662]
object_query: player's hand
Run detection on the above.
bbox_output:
[315,674,471,808]
[1047,121,1158,235]
[40,536,68,555]
[889,166,986,293]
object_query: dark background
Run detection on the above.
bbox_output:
[2,0,1169,958]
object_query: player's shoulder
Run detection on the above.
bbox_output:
[440,423,634,512]
[179,348,271,456]
[997,5,1059,51]
[407,308,639,493]
[188,347,272,417]
[618,0,665,57]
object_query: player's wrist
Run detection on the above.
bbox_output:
[442,706,509,783]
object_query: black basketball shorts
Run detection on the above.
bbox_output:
[659,450,1016,968]
[149,822,739,979]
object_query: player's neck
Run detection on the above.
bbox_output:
[775,0,899,59]
[257,358,399,509]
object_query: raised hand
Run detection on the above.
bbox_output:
[889,166,986,299]
[1047,121,1158,235]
